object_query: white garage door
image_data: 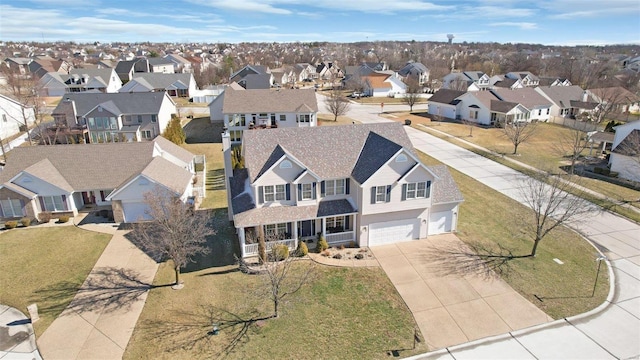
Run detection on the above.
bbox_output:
[122,202,152,222]
[368,219,420,246]
[429,211,452,235]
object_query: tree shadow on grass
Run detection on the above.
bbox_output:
[140,305,272,358]
[33,267,170,316]
[184,118,222,144]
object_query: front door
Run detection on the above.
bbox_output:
[82,191,95,205]
[298,220,315,238]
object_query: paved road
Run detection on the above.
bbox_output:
[326,95,640,359]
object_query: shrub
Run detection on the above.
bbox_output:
[4,221,18,229]
[355,253,364,260]
[609,171,619,177]
[333,253,342,259]
[321,249,331,257]
[348,241,357,248]
[58,215,70,223]
[39,212,52,223]
[296,241,308,257]
[20,218,31,227]
[272,244,289,261]
[339,244,345,250]
[316,235,329,253]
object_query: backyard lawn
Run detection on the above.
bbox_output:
[417,151,609,319]
[0,226,110,336]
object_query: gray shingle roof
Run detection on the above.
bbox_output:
[536,85,587,108]
[491,88,552,109]
[612,129,640,156]
[233,199,357,228]
[130,73,193,89]
[428,165,464,204]
[222,87,318,114]
[53,92,169,116]
[0,137,193,193]
[352,132,402,184]
[243,123,413,183]
[429,89,466,105]
[490,99,520,113]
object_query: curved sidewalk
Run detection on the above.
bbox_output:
[405,126,640,359]
[0,305,42,360]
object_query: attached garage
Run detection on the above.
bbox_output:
[368,218,420,246]
[428,211,453,235]
[121,201,152,222]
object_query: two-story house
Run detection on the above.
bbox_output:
[397,61,430,86]
[223,123,463,258]
[209,87,318,143]
[505,72,540,87]
[0,94,35,141]
[50,92,176,144]
[38,68,123,96]
[118,73,197,98]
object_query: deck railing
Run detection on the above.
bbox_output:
[244,238,296,257]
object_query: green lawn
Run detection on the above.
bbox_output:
[417,151,609,319]
[0,226,110,336]
[124,263,426,359]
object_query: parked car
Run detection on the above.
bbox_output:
[302,78,313,83]
[349,92,363,98]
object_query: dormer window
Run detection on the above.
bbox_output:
[396,154,408,163]
[280,160,292,169]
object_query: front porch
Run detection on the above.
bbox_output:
[240,214,357,258]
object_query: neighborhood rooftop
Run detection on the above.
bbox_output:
[54,92,171,115]
[222,87,318,114]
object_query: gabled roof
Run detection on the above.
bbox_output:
[129,73,193,89]
[462,71,487,81]
[612,129,640,156]
[398,61,428,76]
[242,123,414,183]
[570,100,598,110]
[535,85,588,108]
[53,92,170,117]
[490,100,520,113]
[0,137,194,194]
[222,87,318,114]
[352,132,402,184]
[363,73,392,90]
[429,165,464,204]
[491,88,552,109]
[429,89,465,105]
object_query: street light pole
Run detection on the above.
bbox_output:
[592,255,607,297]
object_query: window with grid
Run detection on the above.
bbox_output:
[375,186,387,203]
[403,181,429,200]
[302,183,313,200]
[41,195,65,211]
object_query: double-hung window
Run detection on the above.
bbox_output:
[302,183,313,200]
[265,223,288,236]
[264,186,275,202]
[41,195,66,212]
[372,185,391,204]
[322,179,346,196]
[0,199,23,217]
[260,184,290,203]
[402,181,430,200]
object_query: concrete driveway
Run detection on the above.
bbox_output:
[371,234,552,350]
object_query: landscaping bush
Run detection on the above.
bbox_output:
[609,171,619,177]
[332,253,342,259]
[296,241,308,257]
[271,244,289,261]
[316,235,329,253]
[4,221,18,229]
[20,218,31,227]
[58,215,70,223]
[39,212,52,223]
[354,253,364,260]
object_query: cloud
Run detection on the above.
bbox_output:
[185,0,293,15]
[95,7,222,23]
[489,22,538,30]
[539,0,639,19]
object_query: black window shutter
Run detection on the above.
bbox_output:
[258,186,264,204]
[345,178,350,194]
[286,184,291,200]
[312,182,317,199]
[321,181,325,197]
[371,187,376,204]
[297,184,302,201]
[426,181,431,198]
[345,216,350,230]
[385,185,391,202]
[61,195,67,210]
[401,184,407,201]
[287,222,292,236]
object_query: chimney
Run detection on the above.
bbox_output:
[221,129,234,221]
[582,91,588,102]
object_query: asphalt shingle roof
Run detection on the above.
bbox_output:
[53,92,169,116]
[429,165,464,204]
[222,87,318,114]
[536,85,588,108]
[243,123,413,183]
[429,89,466,105]
[491,88,552,109]
[233,199,357,228]
[130,73,192,89]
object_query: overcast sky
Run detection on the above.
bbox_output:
[1,0,639,45]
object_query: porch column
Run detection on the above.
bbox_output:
[292,221,298,249]
[238,227,246,258]
[351,214,357,242]
[321,217,326,238]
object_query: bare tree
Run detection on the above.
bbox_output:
[518,172,597,257]
[0,66,43,145]
[461,118,475,137]
[325,88,351,121]
[588,87,637,123]
[402,77,421,112]
[503,121,538,155]
[130,186,216,288]
[554,121,597,175]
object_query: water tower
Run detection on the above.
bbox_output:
[447,34,454,44]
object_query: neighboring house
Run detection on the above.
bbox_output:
[270,67,294,86]
[539,77,572,87]
[209,87,318,142]
[118,73,197,98]
[442,71,490,91]
[427,89,465,120]
[230,65,272,89]
[505,71,539,87]
[362,73,407,97]
[3,58,32,75]
[587,87,640,114]
[397,61,430,85]
[164,53,193,73]
[490,88,553,122]
[535,85,597,118]
[28,57,73,79]
[50,92,176,144]
[489,75,523,90]
[115,58,150,83]
[38,68,122,96]
[316,61,342,80]
[609,120,640,182]
[456,90,530,126]
[0,94,35,141]
[147,57,175,74]
[0,137,200,223]
[293,63,315,82]
[222,123,463,258]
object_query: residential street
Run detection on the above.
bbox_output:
[317,94,640,359]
